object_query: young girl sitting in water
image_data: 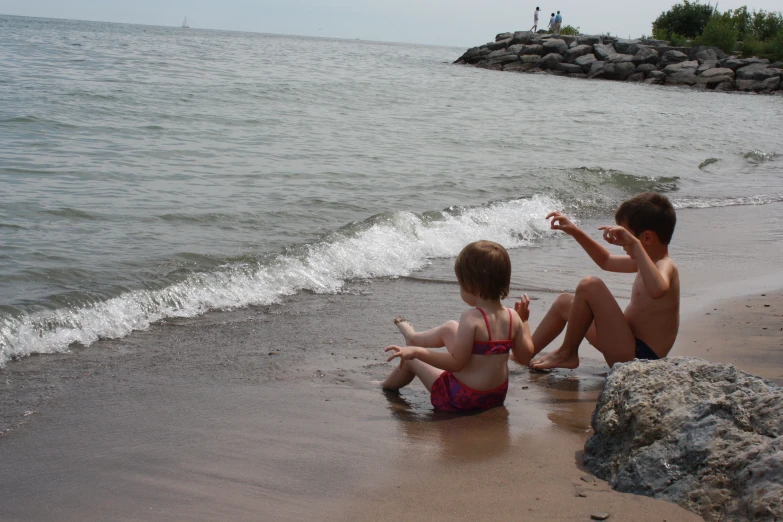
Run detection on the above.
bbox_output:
[382,240,534,411]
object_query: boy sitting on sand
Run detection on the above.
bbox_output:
[526,192,679,370]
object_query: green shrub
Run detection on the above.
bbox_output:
[559,25,580,36]
[697,16,739,53]
[750,10,783,41]
[653,0,715,39]
[770,32,783,61]
[741,37,766,57]
[668,33,691,47]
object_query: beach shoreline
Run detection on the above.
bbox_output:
[1,271,781,520]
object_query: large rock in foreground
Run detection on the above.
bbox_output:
[584,358,783,522]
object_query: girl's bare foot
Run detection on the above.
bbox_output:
[529,347,580,370]
[393,317,415,345]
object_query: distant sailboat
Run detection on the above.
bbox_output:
[182,17,190,29]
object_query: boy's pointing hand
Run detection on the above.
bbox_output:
[546,211,577,235]
[599,225,637,246]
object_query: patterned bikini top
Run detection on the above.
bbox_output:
[472,307,514,355]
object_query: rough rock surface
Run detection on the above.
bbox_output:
[663,60,698,76]
[536,53,563,70]
[696,68,735,87]
[607,53,634,64]
[584,358,783,522]
[576,54,598,73]
[636,63,657,74]
[565,44,593,63]
[660,50,689,67]
[542,39,569,56]
[633,47,659,65]
[593,43,616,61]
[516,44,544,56]
[614,38,641,54]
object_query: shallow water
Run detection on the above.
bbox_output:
[1,15,782,363]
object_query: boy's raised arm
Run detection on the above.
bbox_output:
[601,225,672,298]
[548,212,637,273]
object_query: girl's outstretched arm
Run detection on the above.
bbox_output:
[386,311,475,372]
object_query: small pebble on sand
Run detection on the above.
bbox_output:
[591,513,610,520]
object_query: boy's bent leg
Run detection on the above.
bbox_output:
[531,276,635,369]
[531,293,573,355]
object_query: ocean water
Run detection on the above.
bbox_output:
[1,15,782,365]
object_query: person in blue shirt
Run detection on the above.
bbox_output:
[554,11,563,35]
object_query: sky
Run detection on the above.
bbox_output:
[1,0,781,48]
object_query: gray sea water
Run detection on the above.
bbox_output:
[1,15,782,364]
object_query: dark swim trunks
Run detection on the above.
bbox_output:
[635,338,660,360]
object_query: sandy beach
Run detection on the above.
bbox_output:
[2,202,783,521]
[1,268,780,521]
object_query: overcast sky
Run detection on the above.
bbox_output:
[1,0,781,47]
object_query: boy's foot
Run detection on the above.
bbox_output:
[393,317,415,345]
[529,347,580,370]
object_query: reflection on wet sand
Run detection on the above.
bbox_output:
[384,390,511,462]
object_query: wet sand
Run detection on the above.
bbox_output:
[2,203,783,521]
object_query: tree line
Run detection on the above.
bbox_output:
[652,1,782,60]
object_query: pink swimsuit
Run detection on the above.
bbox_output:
[430,308,513,412]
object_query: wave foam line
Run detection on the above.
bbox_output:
[0,195,560,365]
[673,194,783,209]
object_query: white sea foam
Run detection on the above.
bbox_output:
[672,194,783,209]
[0,195,560,365]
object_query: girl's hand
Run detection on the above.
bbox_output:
[514,294,531,322]
[384,345,422,367]
[546,211,577,236]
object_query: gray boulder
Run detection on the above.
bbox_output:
[557,63,584,74]
[456,46,485,64]
[486,49,521,65]
[504,62,535,73]
[517,44,545,56]
[659,50,689,67]
[696,67,735,87]
[607,53,634,63]
[565,44,593,63]
[714,81,736,92]
[736,63,781,81]
[647,70,666,80]
[486,38,511,51]
[520,54,540,64]
[587,60,606,79]
[736,76,782,92]
[575,54,598,73]
[663,60,698,76]
[626,43,649,55]
[602,62,636,81]
[693,47,726,64]
[510,31,538,46]
[542,39,569,56]
[636,63,657,74]
[719,56,769,71]
[696,60,717,74]
[632,47,659,65]
[584,358,783,522]
[614,38,641,54]
[535,52,564,70]
[495,32,513,42]
[667,71,698,85]
[593,43,616,60]
[626,72,645,82]
[577,35,602,46]
[507,44,526,55]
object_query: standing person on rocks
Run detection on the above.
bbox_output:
[554,11,563,35]
[531,6,541,32]
[548,13,556,32]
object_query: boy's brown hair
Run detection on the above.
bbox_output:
[615,192,677,245]
[454,240,511,300]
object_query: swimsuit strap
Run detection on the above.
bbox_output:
[476,307,492,342]
[507,308,513,340]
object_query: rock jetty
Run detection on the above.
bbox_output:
[584,357,783,521]
[455,31,783,94]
